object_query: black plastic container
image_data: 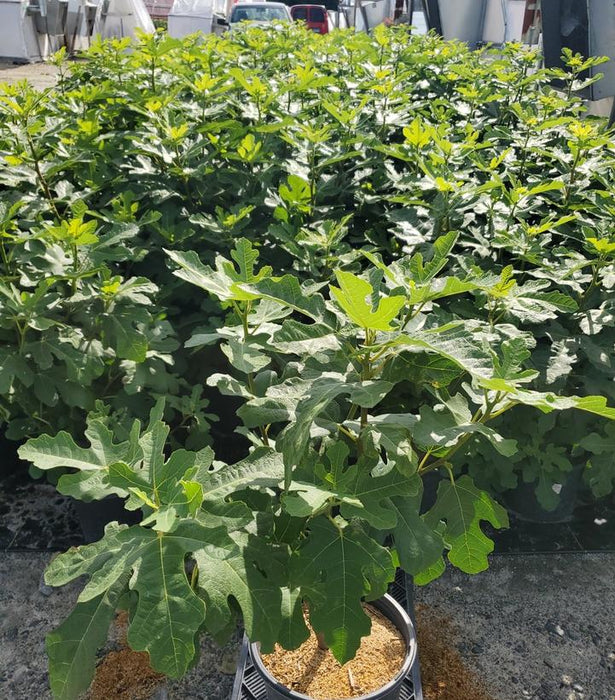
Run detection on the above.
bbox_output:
[419,470,443,514]
[72,496,140,543]
[501,464,585,524]
[248,594,417,700]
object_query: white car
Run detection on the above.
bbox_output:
[226,1,292,28]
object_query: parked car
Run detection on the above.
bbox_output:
[290,4,329,33]
[227,1,292,27]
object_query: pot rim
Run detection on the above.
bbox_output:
[249,593,417,700]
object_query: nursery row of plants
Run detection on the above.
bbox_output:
[2,24,615,698]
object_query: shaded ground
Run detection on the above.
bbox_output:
[1,552,613,699]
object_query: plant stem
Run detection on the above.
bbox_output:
[190,562,199,590]
[419,393,508,474]
[417,449,433,471]
[25,130,60,219]
[360,406,368,431]
[15,320,27,353]
[359,329,374,432]
[517,130,532,181]
[71,244,78,294]
[309,146,316,219]
[0,238,11,276]
[237,300,270,447]
[338,424,358,442]
[564,147,584,205]
[577,262,600,309]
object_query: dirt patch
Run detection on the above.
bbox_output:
[0,61,58,90]
[87,648,165,700]
[113,610,130,646]
[262,604,406,699]
[85,612,165,700]
[415,604,494,700]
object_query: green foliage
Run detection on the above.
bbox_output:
[22,229,615,695]
[46,574,129,700]
[0,193,198,440]
[293,517,395,664]
[423,476,508,573]
[330,271,405,330]
[7,24,615,700]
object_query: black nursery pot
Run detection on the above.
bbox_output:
[73,496,140,543]
[501,463,585,524]
[249,594,417,700]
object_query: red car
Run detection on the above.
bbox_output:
[290,4,329,34]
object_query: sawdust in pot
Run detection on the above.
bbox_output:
[85,611,165,700]
[261,604,406,699]
[415,604,494,700]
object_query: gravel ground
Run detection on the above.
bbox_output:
[0,552,237,699]
[415,553,615,700]
[0,62,58,90]
[0,551,613,699]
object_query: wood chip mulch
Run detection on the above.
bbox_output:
[415,603,494,700]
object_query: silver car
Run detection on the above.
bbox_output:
[227,1,293,28]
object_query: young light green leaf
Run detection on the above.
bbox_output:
[330,271,405,331]
[505,389,615,420]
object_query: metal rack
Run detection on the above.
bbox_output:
[231,569,424,700]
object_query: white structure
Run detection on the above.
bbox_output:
[0,0,47,60]
[167,0,226,37]
[436,0,531,46]
[0,0,154,62]
[482,0,527,43]
[339,0,395,32]
[92,0,154,39]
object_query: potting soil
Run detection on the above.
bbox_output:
[261,605,405,699]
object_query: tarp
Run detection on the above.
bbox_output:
[93,0,155,38]
[170,0,213,16]
[168,0,226,36]
[169,0,225,17]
